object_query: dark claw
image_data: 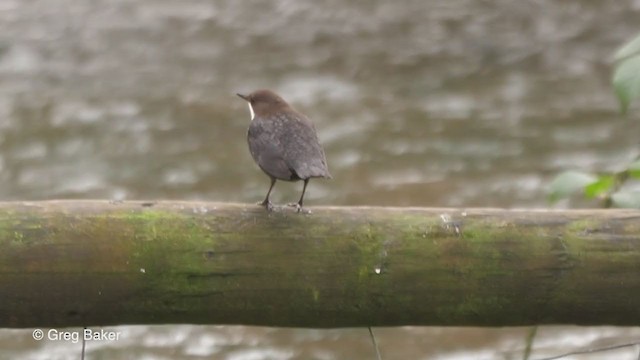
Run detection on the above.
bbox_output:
[259,200,275,212]
[287,203,311,214]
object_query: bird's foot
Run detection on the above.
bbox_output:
[258,200,275,212]
[287,202,311,214]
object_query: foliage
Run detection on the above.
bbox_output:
[550,32,640,208]
[549,167,640,208]
[613,32,640,113]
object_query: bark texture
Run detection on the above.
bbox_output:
[1,201,639,328]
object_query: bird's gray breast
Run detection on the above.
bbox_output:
[247,117,294,180]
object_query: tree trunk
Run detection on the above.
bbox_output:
[1,200,639,328]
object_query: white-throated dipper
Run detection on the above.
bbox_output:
[237,89,331,213]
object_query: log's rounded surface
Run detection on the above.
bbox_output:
[0,200,639,328]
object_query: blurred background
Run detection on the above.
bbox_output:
[1,0,640,359]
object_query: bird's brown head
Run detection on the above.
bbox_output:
[237,89,290,120]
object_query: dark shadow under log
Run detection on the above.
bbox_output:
[0,200,639,328]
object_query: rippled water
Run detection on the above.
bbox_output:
[1,0,640,359]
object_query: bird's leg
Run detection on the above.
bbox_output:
[260,178,276,212]
[288,179,311,214]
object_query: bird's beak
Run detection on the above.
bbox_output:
[236,93,249,101]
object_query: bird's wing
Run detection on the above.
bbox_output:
[281,116,331,180]
[248,120,294,180]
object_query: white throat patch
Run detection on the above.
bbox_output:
[247,103,255,120]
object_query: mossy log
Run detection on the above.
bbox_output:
[1,200,640,328]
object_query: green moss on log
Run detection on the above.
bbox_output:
[0,202,639,328]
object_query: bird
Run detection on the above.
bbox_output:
[237,89,331,213]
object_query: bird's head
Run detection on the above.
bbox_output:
[237,89,289,120]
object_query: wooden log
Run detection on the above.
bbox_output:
[0,201,639,328]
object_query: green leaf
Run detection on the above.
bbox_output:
[549,171,598,203]
[612,191,640,208]
[629,160,640,178]
[612,54,640,114]
[584,175,614,199]
[614,32,640,62]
